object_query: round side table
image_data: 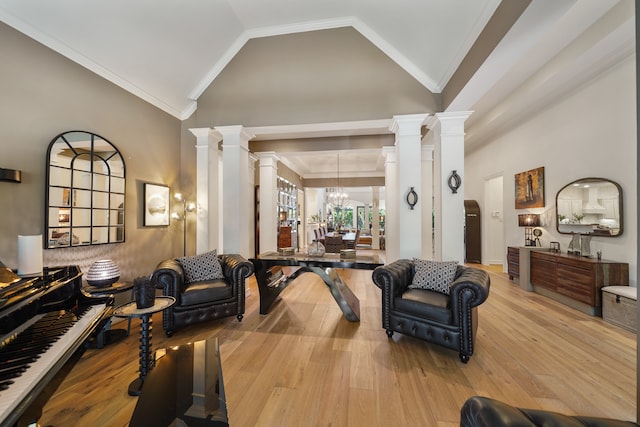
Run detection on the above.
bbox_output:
[81,280,134,298]
[113,296,175,396]
[82,281,134,347]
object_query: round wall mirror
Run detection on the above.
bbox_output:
[45,131,126,248]
[555,178,622,237]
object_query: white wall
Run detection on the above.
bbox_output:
[465,55,637,286]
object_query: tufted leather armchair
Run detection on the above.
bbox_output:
[460,396,639,426]
[151,253,254,336]
[372,259,490,363]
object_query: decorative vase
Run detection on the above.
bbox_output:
[580,235,591,257]
[86,259,120,287]
[134,276,156,309]
[567,233,581,255]
[308,241,325,257]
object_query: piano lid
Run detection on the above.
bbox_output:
[0,265,32,299]
[0,266,40,310]
[0,266,21,288]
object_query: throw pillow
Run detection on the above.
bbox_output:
[409,259,458,295]
[178,250,224,282]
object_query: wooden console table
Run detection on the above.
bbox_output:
[530,251,628,316]
[507,246,520,282]
[250,252,383,322]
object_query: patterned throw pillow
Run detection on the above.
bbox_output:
[409,259,458,295]
[178,250,224,282]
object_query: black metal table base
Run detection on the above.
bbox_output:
[128,315,153,396]
[112,297,174,397]
[251,253,382,322]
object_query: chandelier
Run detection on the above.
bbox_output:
[327,187,349,208]
[326,154,349,209]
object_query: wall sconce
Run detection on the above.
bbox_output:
[171,193,196,256]
[448,170,461,193]
[406,187,418,210]
[518,213,541,246]
[0,167,22,183]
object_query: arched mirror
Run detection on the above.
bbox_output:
[556,178,622,237]
[45,131,126,248]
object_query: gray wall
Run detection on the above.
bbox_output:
[0,22,182,279]
[194,27,440,127]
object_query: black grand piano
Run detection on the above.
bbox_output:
[0,261,112,427]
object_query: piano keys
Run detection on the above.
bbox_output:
[0,262,112,427]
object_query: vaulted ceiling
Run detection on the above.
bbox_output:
[0,0,501,118]
[0,0,634,181]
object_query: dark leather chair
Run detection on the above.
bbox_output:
[460,396,638,427]
[372,259,490,363]
[324,235,344,253]
[344,230,358,250]
[151,253,254,336]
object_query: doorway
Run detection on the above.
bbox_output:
[484,175,504,267]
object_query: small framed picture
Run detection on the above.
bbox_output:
[143,183,170,227]
[58,210,70,223]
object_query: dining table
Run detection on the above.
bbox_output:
[317,231,356,245]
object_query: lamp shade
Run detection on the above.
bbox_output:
[86,259,120,287]
[518,214,540,227]
[18,235,43,277]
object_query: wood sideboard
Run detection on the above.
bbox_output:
[529,250,629,316]
[507,246,520,281]
[277,226,292,249]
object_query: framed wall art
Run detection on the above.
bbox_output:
[144,183,170,226]
[515,166,545,209]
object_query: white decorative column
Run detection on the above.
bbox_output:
[248,153,258,258]
[190,128,222,254]
[426,111,472,263]
[382,146,399,262]
[421,144,434,259]
[257,152,280,254]
[371,186,381,250]
[390,114,429,259]
[215,125,254,257]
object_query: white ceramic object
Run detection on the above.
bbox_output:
[86,259,120,287]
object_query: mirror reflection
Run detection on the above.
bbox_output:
[45,131,126,248]
[556,178,622,237]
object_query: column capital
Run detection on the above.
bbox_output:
[389,113,430,136]
[426,111,473,135]
[256,151,280,168]
[189,127,223,146]
[215,125,255,150]
[381,146,397,162]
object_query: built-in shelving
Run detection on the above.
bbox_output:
[277,177,298,249]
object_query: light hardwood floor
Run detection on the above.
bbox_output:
[39,261,636,426]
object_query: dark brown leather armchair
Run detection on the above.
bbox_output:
[372,259,490,363]
[460,396,638,426]
[151,253,254,336]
